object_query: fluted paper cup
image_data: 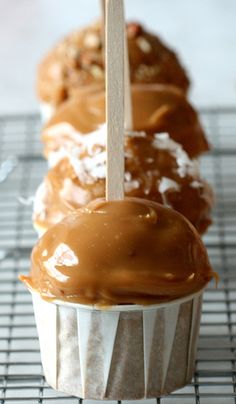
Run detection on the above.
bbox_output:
[31,289,203,400]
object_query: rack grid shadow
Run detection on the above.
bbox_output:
[0,109,236,403]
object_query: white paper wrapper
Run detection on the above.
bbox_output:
[40,102,55,123]
[32,290,203,400]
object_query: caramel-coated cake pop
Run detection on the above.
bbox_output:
[37,21,190,110]
[42,84,209,159]
[34,129,213,235]
[22,198,215,305]
[20,197,217,399]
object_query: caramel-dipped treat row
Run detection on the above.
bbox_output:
[20,1,216,400]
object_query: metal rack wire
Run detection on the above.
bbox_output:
[0,108,236,403]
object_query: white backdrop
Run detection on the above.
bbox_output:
[0,0,236,112]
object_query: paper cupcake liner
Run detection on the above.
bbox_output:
[40,102,55,123]
[32,290,203,400]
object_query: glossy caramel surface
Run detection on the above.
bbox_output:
[23,198,214,305]
[43,84,209,158]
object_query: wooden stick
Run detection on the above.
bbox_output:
[102,0,132,130]
[100,0,105,61]
[100,0,105,22]
[105,0,125,200]
[124,18,133,130]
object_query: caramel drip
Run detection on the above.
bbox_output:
[22,198,215,305]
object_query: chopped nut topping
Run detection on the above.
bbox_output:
[67,46,80,58]
[146,157,154,164]
[127,23,143,39]
[48,63,63,79]
[90,65,104,79]
[136,37,152,53]
[70,31,82,43]
[64,47,81,68]
[135,64,161,81]
[81,53,93,67]
[84,33,101,49]
[56,42,67,55]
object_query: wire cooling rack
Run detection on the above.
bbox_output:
[0,108,236,403]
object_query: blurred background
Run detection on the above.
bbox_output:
[0,0,236,113]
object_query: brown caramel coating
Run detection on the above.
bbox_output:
[37,21,190,106]
[22,198,214,305]
[34,132,213,235]
[43,84,209,158]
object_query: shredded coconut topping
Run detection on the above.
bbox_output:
[45,122,81,141]
[190,180,202,189]
[37,125,205,223]
[124,179,140,193]
[45,124,200,188]
[158,177,180,194]
[152,133,199,178]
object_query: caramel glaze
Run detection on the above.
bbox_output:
[37,21,190,106]
[22,198,216,306]
[43,84,209,159]
[34,133,213,235]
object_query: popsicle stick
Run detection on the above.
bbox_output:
[105,0,125,200]
[100,0,105,61]
[100,0,105,21]
[102,0,132,131]
[124,19,133,130]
